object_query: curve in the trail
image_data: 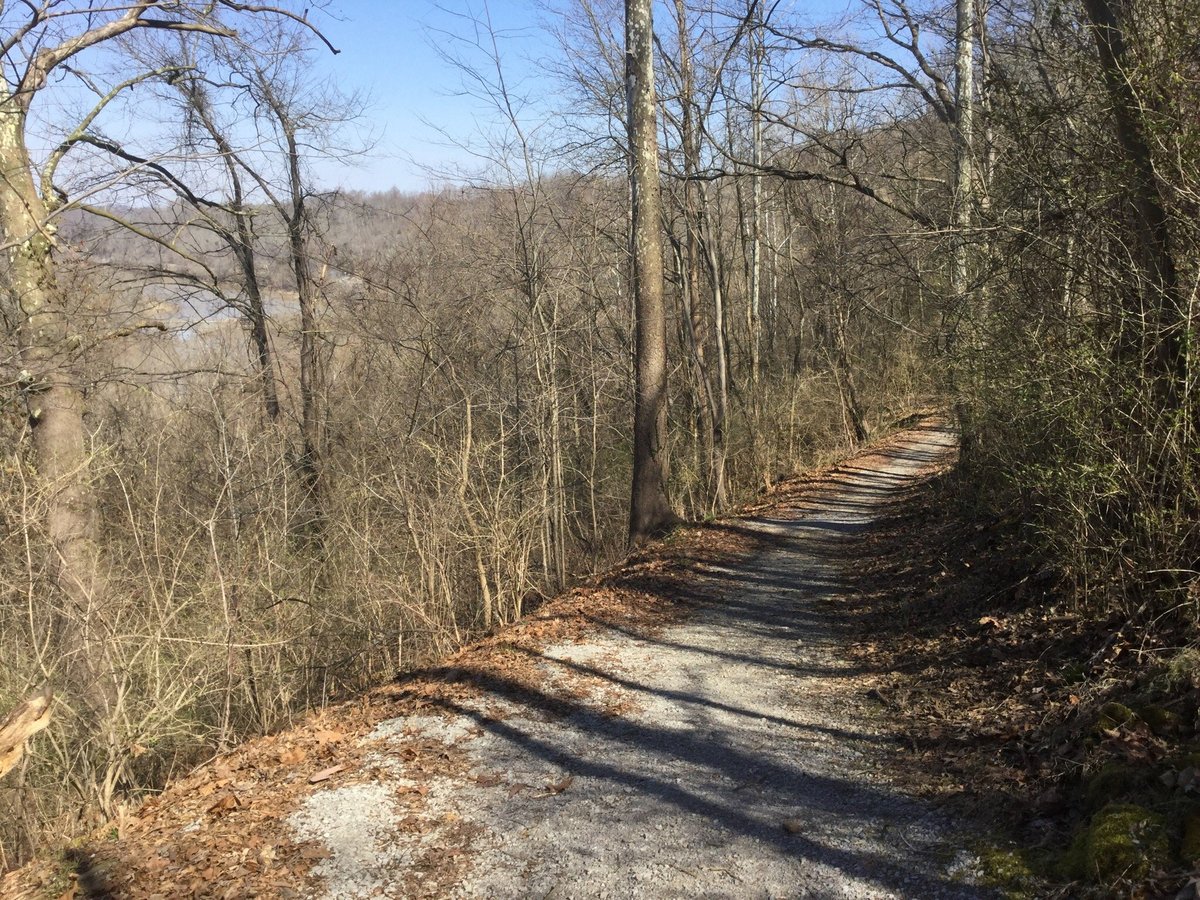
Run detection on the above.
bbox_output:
[290,421,987,900]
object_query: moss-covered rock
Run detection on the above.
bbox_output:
[1137,704,1183,736]
[1166,649,1200,690]
[1095,702,1139,731]
[975,844,1041,897]
[1061,661,1087,685]
[1177,750,1200,770]
[1180,812,1200,865]
[1083,761,1152,811]
[1060,802,1170,882]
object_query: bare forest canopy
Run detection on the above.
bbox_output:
[0,0,1196,876]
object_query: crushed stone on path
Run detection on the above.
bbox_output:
[289,422,990,899]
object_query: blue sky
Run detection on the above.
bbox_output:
[20,0,872,198]
[312,1,560,192]
[295,0,863,193]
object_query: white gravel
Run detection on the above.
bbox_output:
[287,783,408,898]
[289,423,990,899]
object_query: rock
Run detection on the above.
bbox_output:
[1166,650,1200,690]
[1137,704,1183,736]
[1181,768,1200,793]
[974,844,1039,895]
[1083,761,1150,811]
[1180,811,1200,865]
[1059,802,1170,882]
[1095,701,1139,732]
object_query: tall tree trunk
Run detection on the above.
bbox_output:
[698,188,731,510]
[457,397,494,628]
[626,0,679,544]
[0,93,106,702]
[832,307,868,444]
[185,76,282,423]
[223,165,279,423]
[748,0,765,384]
[949,0,976,343]
[1081,0,1185,400]
[672,0,722,514]
[241,241,281,423]
[282,123,325,538]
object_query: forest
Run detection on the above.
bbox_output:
[0,0,1195,893]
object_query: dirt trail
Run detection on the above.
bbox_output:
[289,421,987,899]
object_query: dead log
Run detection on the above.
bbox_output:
[0,687,52,779]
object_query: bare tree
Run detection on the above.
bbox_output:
[250,64,329,536]
[666,0,726,513]
[747,0,766,383]
[0,0,328,700]
[625,0,680,543]
[171,67,283,422]
[950,0,976,337]
[1081,0,1185,403]
[197,28,362,540]
[95,32,286,422]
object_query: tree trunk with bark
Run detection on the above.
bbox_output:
[950,0,976,338]
[1081,0,1185,401]
[672,0,723,514]
[748,0,765,384]
[0,90,107,701]
[626,0,679,544]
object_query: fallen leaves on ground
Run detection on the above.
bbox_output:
[847,459,1200,898]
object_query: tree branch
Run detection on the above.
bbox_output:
[41,65,192,211]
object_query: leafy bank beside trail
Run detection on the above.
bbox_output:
[851,453,1200,899]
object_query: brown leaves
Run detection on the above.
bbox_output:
[8,708,381,898]
[307,764,346,784]
[313,729,345,746]
[7,454,830,899]
[278,746,306,767]
[206,793,241,816]
[845,443,1200,896]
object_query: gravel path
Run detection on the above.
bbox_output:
[290,422,988,899]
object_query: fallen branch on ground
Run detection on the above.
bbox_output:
[0,687,52,780]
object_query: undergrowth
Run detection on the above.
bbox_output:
[852,457,1200,898]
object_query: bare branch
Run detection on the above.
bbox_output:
[41,65,192,211]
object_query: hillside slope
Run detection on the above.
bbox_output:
[7,420,986,899]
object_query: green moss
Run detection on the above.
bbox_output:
[1166,649,1200,690]
[1137,705,1183,736]
[1178,751,1200,769]
[41,856,76,898]
[975,844,1041,897]
[1060,803,1170,882]
[1061,662,1087,684]
[1095,701,1139,731]
[1180,812,1200,864]
[1083,761,1151,810]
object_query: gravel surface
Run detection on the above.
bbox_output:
[290,422,989,899]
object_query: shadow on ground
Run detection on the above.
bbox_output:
[385,419,988,898]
